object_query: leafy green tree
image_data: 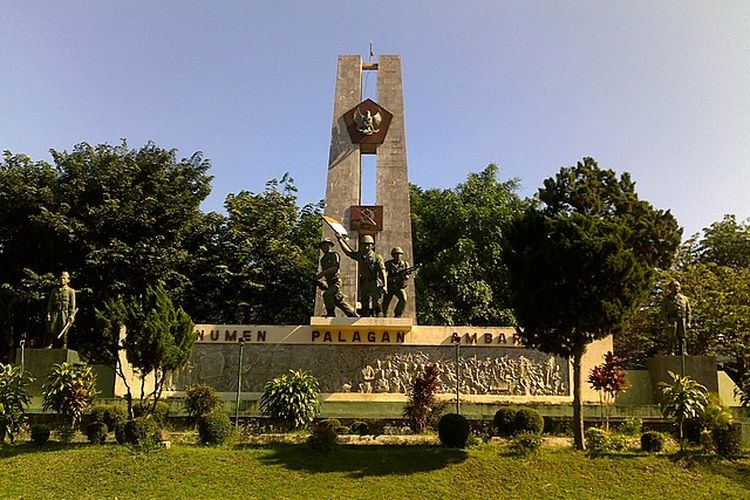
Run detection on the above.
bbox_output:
[410,164,528,325]
[617,216,750,384]
[0,363,33,443]
[503,158,681,449]
[0,142,212,362]
[658,371,708,448]
[183,174,322,324]
[41,362,98,429]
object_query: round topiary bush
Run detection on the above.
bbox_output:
[197,411,234,446]
[513,408,544,435]
[30,424,51,445]
[85,422,108,444]
[438,413,470,449]
[493,408,517,437]
[640,431,665,453]
[123,417,159,448]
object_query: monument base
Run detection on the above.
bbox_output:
[646,355,718,404]
[17,348,80,395]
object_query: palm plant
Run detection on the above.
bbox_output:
[658,371,708,448]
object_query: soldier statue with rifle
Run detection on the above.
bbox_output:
[383,247,419,318]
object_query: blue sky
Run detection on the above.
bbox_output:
[1,1,748,238]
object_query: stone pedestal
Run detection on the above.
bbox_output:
[17,348,80,395]
[646,355,718,404]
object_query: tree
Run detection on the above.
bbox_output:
[0,142,212,363]
[181,174,322,324]
[616,215,750,381]
[503,158,681,449]
[410,164,528,325]
[122,282,196,415]
[587,351,628,431]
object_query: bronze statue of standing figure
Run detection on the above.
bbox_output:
[45,271,77,348]
[316,238,358,317]
[661,280,691,355]
[336,234,386,317]
[383,246,414,318]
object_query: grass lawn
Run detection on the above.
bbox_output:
[1,441,749,499]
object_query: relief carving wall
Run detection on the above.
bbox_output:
[170,344,569,396]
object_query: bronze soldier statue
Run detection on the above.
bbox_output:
[336,234,386,317]
[383,247,413,318]
[661,280,691,355]
[45,271,76,348]
[316,238,358,317]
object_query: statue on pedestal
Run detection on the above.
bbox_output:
[336,234,386,317]
[45,271,76,348]
[316,239,358,318]
[661,280,691,355]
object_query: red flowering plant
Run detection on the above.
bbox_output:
[587,351,628,430]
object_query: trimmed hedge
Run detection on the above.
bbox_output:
[513,408,544,435]
[493,408,517,437]
[438,413,470,449]
[85,422,108,445]
[197,411,234,446]
[30,424,51,446]
[640,431,665,453]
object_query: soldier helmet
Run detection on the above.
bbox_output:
[391,247,404,256]
[60,271,70,279]
[318,238,334,248]
[360,235,375,245]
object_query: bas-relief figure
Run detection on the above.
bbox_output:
[661,280,692,355]
[171,344,569,397]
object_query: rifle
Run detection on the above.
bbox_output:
[391,263,422,277]
[314,279,328,292]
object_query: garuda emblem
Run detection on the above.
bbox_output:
[353,108,382,135]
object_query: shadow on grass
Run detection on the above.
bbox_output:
[253,443,468,477]
[0,441,94,459]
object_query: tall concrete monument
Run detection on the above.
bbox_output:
[315,55,416,320]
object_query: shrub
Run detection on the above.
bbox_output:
[403,365,446,433]
[658,371,708,447]
[437,413,470,449]
[114,424,127,445]
[640,431,665,452]
[513,408,544,435]
[585,427,611,456]
[132,401,170,427]
[41,362,98,429]
[30,424,51,445]
[197,411,234,446]
[617,417,642,436]
[56,425,76,443]
[308,420,339,452]
[493,408,517,438]
[87,405,127,433]
[85,422,108,444]
[712,424,742,459]
[260,370,320,430]
[123,417,159,449]
[350,421,369,435]
[0,363,33,444]
[321,418,341,428]
[510,432,543,457]
[608,433,629,452]
[587,351,628,431]
[184,384,222,421]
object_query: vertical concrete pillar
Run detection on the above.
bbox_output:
[315,56,362,316]
[376,55,417,321]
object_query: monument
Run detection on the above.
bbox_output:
[314,55,416,320]
[165,55,614,410]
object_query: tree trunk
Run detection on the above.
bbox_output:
[573,344,587,450]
